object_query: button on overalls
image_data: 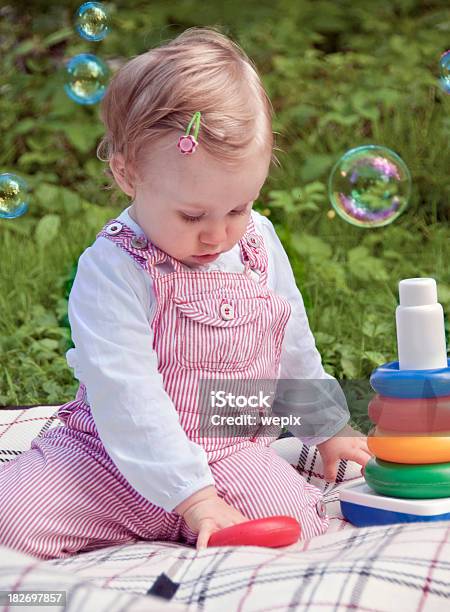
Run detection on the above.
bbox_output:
[0,215,329,560]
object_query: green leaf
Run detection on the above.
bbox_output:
[35,183,61,209]
[18,151,62,167]
[341,357,359,378]
[84,159,104,180]
[362,317,392,338]
[0,217,34,237]
[81,202,117,229]
[42,28,72,48]
[14,119,37,135]
[60,188,82,215]
[285,103,317,127]
[291,234,332,259]
[336,343,361,378]
[316,260,349,291]
[300,155,334,182]
[383,249,403,261]
[314,332,336,345]
[438,284,450,307]
[267,189,292,208]
[63,123,103,153]
[11,40,36,57]
[318,113,360,128]
[35,214,61,248]
[297,202,320,212]
[363,351,388,366]
[38,339,60,351]
[31,306,58,328]
[304,181,327,195]
[347,246,389,282]
[25,57,47,74]
[376,88,403,108]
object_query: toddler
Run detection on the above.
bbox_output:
[0,27,371,560]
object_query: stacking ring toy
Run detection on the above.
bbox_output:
[207,516,301,548]
[368,394,450,433]
[365,457,450,499]
[370,359,450,399]
[367,426,450,463]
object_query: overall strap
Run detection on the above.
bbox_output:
[96,220,184,280]
[96,213,269,282]
[240,213,269,285]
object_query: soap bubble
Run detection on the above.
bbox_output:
[64,53,109,105]
[75,2,109,41]
[0,173,30,219]
[439,50,450,94]
[328,145,411,228]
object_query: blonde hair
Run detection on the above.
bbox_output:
[97,26,282,191]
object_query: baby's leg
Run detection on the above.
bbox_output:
[0,427,171,560]
[209,443,329,540]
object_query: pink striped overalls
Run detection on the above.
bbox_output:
[0,215,329,560]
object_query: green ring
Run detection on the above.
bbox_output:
[365,457,450,499]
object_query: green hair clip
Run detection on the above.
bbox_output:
[177,111,201,155]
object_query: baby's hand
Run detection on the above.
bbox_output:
[174,485,249,550]
[316,424,374,481]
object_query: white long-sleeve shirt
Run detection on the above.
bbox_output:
[66,206,349,512]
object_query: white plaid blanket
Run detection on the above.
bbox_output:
[1,405,449,611]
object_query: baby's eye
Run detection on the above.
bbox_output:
[180,208,248,223]
[181,214,202,223]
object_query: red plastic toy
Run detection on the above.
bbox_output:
[207,516,301,548]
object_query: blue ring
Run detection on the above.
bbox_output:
[370,359,450,399]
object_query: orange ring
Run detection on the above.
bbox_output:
[368,394,450,433]
[367,426,450,464]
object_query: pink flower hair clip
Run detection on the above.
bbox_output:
[177,111,201,155]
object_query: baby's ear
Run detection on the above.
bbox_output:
[109,152,136,198]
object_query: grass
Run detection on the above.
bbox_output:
[1,0,449,436]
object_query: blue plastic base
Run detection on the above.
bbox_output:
[341,500,450,527]
[339,480,450,527]
[369,359,450,399]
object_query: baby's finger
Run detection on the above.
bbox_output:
[356,437,373,455]
[196,530,210,550]
[231,516,249,526]
[232,509,249,523]
[366,443,376,457]
[196,522,215,550]
[348,448,373,467]
[323,460,338,481]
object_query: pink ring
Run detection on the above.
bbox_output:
[368,393,450,433]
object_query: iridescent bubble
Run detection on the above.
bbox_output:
[328,145,412,228]
[75,2,109,42]
[64,53,109,105]
[0,173,29,219]
[439,50,450,94]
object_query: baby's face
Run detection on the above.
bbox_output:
[129,136,271,267]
